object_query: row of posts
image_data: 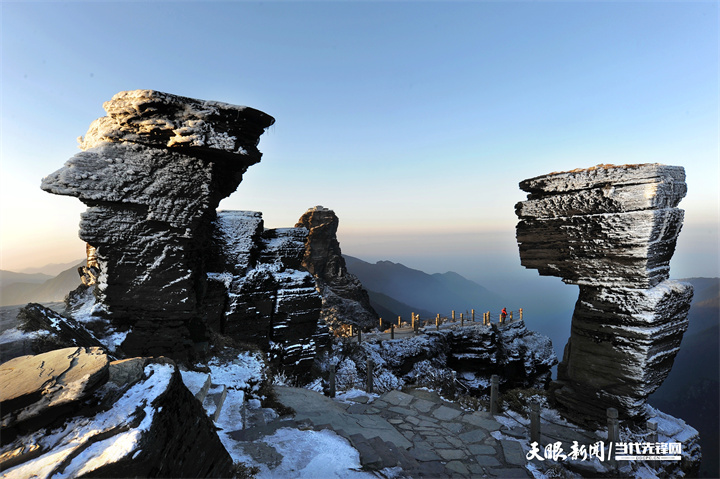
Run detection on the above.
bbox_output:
[377,308,523,332]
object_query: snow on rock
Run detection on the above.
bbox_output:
[515,164,693,426]
[1,352,235,478]
[204,210,325,379]
[40,90,274,362]
[1,303,110,364]
[78,89,274,162]
[330,320,557,396]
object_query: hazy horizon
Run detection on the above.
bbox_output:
[2,2,718,280]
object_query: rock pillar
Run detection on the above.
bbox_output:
[515,164,693,425]
[296,206,379,330]
[41,90,274,360]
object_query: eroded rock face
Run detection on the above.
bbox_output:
[296,206,379,330]
[0,351,234,477]
[204,210,325,377]
[41,90,274,361]
[515,164,693,425]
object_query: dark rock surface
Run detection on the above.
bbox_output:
[515,164,693,425]
[0,352,235,477]
[15,303,108,357]
[296,206,379,330]
[41,90,274,362]
[204,210,325,378]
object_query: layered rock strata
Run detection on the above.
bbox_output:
[296,206,379,330]
[515,163,693,425]
[0,349,235,477]
[41,90,274,360]
[204,210,325,377]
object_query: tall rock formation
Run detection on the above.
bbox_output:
[515,164,693,425]
[41,90,275,361]
[204,210,326,377]
[296,206,379,331]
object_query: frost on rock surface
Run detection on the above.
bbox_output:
[40,90,274,361]
[296,206,379,330]
[331,320,557,396]
[0,349,234,478]
[204,210,325,378]
[515,164,693,426]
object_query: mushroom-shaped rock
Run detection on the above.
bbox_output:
[515,164,693,425]
[40,90,274,360]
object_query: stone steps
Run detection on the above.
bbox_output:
[193,374,229,423]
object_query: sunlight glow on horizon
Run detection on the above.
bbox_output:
[1,2,717,278]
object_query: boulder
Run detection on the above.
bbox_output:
[0,353,235,477]
[14,303,108,358]
[515,164,693,425]
[1,347,109,442]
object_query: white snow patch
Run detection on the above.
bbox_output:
[254,428,376,479]
[335,388,378,404]
[0,327,47,345]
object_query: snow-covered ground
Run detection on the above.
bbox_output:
[179,351,380,478]
[238,428,377,479]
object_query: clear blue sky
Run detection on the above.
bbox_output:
[1,1,718,284]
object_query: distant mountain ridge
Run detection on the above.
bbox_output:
[19,259,86,276]
[0,271,53,288]
[343,255,509,320]
[0,262,84,306]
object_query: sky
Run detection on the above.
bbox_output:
[1,1,718,286]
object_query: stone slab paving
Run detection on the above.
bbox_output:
[270,386,534,478]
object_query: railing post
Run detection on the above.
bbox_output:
[398,315,401,327]
[411,312,415,331]
[436,314,440,330]
[379,317,383,330]
[530,402,541,444]
[647,421,657,444]
[471,309,475,322]
[490,374,499,415]
[366,358,374,393]
[329,363,336,398]
[461,313,464,326]
[452,310,455,322]
[509,311,513,321]
[519,308,523,320]
[607,408,620,444]
[486,311,491,325]
[391,323,395,339]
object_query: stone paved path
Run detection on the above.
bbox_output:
[266,387,534,478]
